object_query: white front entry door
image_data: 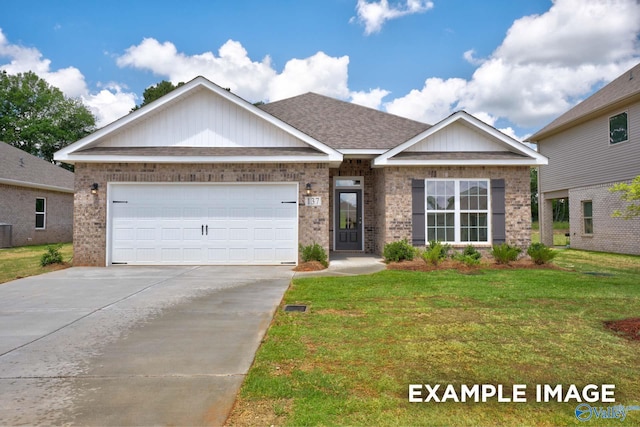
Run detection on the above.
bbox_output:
[108,183,298,265]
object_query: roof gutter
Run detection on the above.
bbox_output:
[0,178,74,193]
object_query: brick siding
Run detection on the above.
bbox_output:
[0,184,73,247]
[568,181,640,255]
[73,163,329,266]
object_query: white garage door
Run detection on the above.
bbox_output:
[108,183,298,265]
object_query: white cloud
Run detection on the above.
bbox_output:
[350,88,391,109]
[384,0,640,129]
[350,0,434,35]
[0,28,136,126]
[117,38,353,103]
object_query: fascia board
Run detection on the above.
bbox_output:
[372,157,547,167]
[60,153,343,166]
[0,178,74,193]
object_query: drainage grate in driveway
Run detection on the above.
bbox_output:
[284,304,308,312]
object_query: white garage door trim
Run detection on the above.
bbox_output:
[106,182,299,266]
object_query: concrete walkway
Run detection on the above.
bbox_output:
[294,252,386,278]
[0,266,293,426]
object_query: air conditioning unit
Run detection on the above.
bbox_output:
[0,224,12,248]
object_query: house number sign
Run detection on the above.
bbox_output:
[305,196,322,206]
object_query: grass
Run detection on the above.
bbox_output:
[0,243,73,284]
[531,221,570,246]
[228,250,640,426]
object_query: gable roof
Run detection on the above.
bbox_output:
[0,142,74,193]
[529,62,640,141]
[258,93,431,152]
[373,111,547,166]
[54,76,342,166]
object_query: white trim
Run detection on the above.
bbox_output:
[373,111,548,167]
[424,178,492,245]
[35,197,46,230]
[332,176,364,251]
[55,76,342,163]
[106,181,299,266]
[60,154,342,167]
[339,149,387,155]
[0,178,74,193]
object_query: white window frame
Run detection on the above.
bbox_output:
[35,197,46,230]
[424,179,491,245]
[582,200,593,235]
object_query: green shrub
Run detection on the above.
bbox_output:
[40,244,64,267]
[527,242,557,265]
[422,240,451,266]
[454,245,482,266]
[490,243,522,265]
[300,243,328,267]
[383,239,416,263]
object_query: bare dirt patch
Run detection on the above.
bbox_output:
[293,261,327,272]
[225,398,292,427]
[604,318,640,342]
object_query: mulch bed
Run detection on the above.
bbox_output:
[386,257,561,272]
[293,261,327,272]
[604,318,640,342]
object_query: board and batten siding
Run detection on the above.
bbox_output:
[538,101,640,193]
[407,121,506,152]
[99,89,308,149]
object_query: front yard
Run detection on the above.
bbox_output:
[228,250,640,426]
[0,243,73,284]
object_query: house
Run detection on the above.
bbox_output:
[0,142,74,247]
[54,76,547,266]
[528,62,640,255]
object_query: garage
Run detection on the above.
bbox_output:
[107,183,298,265]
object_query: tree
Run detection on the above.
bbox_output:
[131,80,185,111]
[610,176,640,219]
[0,71,95,168]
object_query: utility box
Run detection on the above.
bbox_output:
[0,224,12,248]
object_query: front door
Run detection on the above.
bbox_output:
[335,189,362,250]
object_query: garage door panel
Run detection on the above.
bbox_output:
[110,183,298,265]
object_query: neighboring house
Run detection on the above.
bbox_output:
[0,142,74,247]
[54,76,547,266]
[528,63,640,255]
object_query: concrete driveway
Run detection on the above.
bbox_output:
[0,265,293,426]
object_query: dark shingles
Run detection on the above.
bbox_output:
[258,93,431,150]
[0,142,74,190]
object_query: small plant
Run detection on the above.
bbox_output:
[490,243,522,265]
[527,242,557,265]
[454,245,482,266]
[422,240,451,266]
[40,244,64,267]
[383,239,416,262]
[300,242,328,267]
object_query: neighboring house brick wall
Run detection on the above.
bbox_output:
[73,162,329,266]
[0,183,73,246]
[380,166,532,250]
[568,180,640,255]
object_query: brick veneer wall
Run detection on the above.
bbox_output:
[73,163,329,266]
[0,184,73,247]
[377,166,532,252]
[568,181,640,255]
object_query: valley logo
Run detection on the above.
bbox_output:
[575,403,640,422]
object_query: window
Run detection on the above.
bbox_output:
[35,198,46,229]
[582,200,593,235]
[425,179,489,244]
[609,112,628,144]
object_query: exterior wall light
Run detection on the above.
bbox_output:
[306,183,312,195]
[91,183,99,194]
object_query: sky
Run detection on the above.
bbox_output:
[1,0,639,141]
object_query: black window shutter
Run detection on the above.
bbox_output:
[412,179,425,246]
[491,179,506,244]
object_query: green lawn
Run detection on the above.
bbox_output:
[531,221,570,246]
[0,243,73,284]
[229,250,640,426]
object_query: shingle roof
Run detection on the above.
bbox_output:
[258,93,431,150]
[529,62,640,141]
[0,142,74,191]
